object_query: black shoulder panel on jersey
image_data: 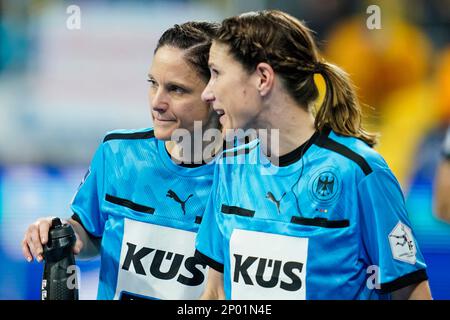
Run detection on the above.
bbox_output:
[103,130,155,143]
[314,134,373,176]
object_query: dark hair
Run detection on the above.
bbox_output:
[155,21,219,83]
[216,10,378,146]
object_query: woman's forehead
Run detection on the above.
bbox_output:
[150,46,201,84]
[209,41,238,68]
[209,41,228,62]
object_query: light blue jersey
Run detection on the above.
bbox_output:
[71,128,215,300]
[195,128,428,300]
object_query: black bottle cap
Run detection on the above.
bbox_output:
[49,218,75,240]
[52,218,62,227]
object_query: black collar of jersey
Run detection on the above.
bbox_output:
[277,127,329,167]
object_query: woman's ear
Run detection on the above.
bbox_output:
[254,62,275,97]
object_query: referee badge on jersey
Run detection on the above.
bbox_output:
[388,222,417,265]
[308,168,341,204]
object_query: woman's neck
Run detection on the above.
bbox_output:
[165,138,222,165]
[165,124,223,165]
[254,92,316,159]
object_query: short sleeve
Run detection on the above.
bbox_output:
[358,169,428,293]
[195,162,225,273]
[70,142,106,238]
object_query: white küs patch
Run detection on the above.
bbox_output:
[114,218,207,300]
[230,229,308,300]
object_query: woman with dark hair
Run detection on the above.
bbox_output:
[22,21,223,300]
[195,10,432,300]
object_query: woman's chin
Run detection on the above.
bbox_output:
[153,126,174,141]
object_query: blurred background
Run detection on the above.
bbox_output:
[0,0,448,299]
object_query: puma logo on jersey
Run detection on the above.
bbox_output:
[166,189,193,215]
[266,191,286,214]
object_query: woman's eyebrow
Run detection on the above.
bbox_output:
[165,81,193,92]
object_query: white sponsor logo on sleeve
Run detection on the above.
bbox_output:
[388,222,417,265]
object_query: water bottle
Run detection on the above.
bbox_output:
[41,218,79,300]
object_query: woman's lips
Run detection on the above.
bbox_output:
[215,109,225,116]
[153,114,176,122]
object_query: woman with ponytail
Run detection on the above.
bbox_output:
[195,10,431,300]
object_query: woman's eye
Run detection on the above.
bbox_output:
[210,68,219,76]
[147,79,157,87]
[169,85,186,94]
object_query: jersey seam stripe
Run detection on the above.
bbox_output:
[378,268,428,294]
[103,130,155,143]
[194,249,224,273]
[105,194,155,214]
[221,204,255,217]
[314,135,373,175]
[290,216,350,228]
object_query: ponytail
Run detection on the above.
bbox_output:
[314,61,378,147]
[214,10,378,146]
